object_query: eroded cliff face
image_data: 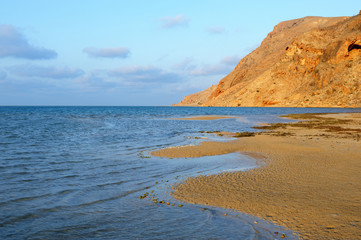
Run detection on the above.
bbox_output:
[175,13,361,107]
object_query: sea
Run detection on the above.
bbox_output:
[1,106,360,240]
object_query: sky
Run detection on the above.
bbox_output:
[0,1,359,106]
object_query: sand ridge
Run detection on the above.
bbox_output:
[150,113,361,239]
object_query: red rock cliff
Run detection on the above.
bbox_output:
[175,13,361,107]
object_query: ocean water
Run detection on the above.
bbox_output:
[1,106,360,240]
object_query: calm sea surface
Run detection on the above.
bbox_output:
[1,106,360,239]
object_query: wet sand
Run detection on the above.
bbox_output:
[151,113,361,239]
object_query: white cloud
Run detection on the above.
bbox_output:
[221,55,241,66]
[160,14,190,28]
[0,24,57,60]
[172,57,196,71]
[189,64,230,77]
[7,64,84,79]
[187,54,243,77]
[108,65,181,86]
[109,65,158,75]
[74,72,117,92]
[83,47,130,58]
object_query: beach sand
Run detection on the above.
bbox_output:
[150,113,361,239]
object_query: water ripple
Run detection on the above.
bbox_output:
[1,106,355,239]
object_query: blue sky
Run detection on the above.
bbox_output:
[0,1,359,106]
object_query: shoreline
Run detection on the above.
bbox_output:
[150,113,361,239]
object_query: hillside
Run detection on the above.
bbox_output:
[174,12,361,107]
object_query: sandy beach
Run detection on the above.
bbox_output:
[151,113,361,239]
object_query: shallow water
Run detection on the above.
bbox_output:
[1,106,360,239]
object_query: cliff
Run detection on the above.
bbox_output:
[174,12,361,107]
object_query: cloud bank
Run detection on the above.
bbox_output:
[189,64,230,76]
[172,57,195,71]
[160,14,190,28]
[7,64,84,79]
[83,47,130,58]
[108,65,181,85]
[0,24,57,60]
[187,55,241,77]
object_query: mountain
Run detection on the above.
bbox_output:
[174,12,361,107]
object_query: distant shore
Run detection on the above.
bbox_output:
[151,112,361,239]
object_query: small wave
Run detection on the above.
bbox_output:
[0,193,52,207]
[95,181,124,188]
[19,178,37,183]
[63,175,78,179]
[76,189,146,208]
[0,213,40,227]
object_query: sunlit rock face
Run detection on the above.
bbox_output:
[175,13,361,108]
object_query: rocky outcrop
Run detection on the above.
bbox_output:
[174,12,361,107]
[174,85,217,106]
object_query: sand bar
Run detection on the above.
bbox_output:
[151,113,361,239]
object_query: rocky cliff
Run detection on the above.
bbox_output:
[175,12,361,107]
